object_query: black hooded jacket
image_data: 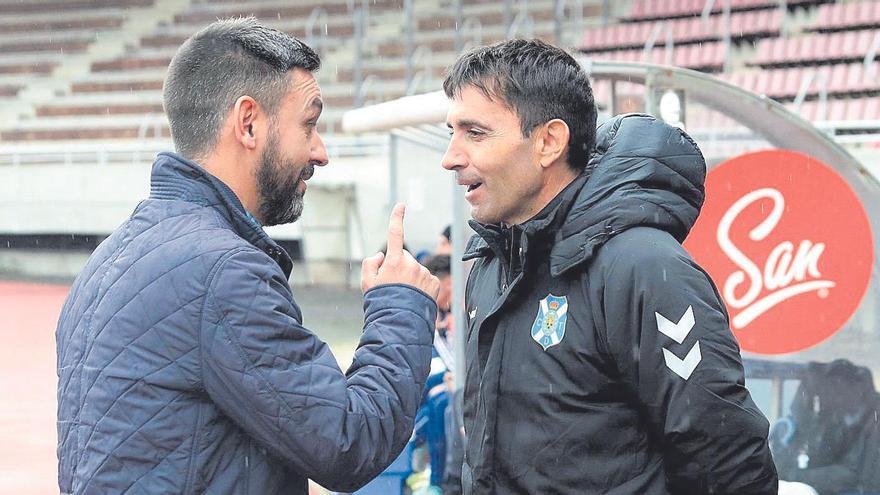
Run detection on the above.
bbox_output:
[460,114,778,494]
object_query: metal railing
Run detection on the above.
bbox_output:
[507,10,534,39]
[792,70,829,122]
[643,22,675,66]
[355,74,385,107]
[136,113,165,140]
[701,0,733,72]
[461,17,483,51]
[0,135,389,167]
[351,1,368,107]
[554,0,584,46]
[864,31,880,79]
[305,7,329,57]
[406,45,433,96]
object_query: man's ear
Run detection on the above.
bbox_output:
[535,118,570,168]
[232,95,259,150]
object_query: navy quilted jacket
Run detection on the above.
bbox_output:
[56,152,437,494]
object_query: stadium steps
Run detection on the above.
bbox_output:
[2,0,195,138]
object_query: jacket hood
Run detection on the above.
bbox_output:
[548,113,706,276]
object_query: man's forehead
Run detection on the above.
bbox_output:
[286,69,322,107]
[447,85,514,124]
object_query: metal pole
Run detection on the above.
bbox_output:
[817,72,829,123]
[863,31,880,79]
[645,72,657,117]
[454,0,464,52]
[554,0,565,45]
[664,22,674,66]
[610,79,618,116]
[722,0,732,73]
[404,0,415,86]
[792,70,816,111]
[504,0,514,38]
[643,23,661,62]
[778,0,789,37]
[701,0,717,24]
[353,7,365,107]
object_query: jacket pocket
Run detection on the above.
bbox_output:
[183,403,205,494]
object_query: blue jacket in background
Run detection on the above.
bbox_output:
[56,152,437,494]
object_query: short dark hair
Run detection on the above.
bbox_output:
[163,17,320,160]
[443,39,597,171]
[441,225,451,243]
[424,254,451,277]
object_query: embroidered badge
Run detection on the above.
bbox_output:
[531,294,568,351]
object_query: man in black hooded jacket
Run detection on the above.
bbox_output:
[441,39,778,494]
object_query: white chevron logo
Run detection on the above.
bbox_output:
[663,342,702,380]
[655,306,695,344]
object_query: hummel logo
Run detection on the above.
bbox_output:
[655,306,695,344]
[663,342,702,380]
[469,308,477,320]
[656,305,702,380]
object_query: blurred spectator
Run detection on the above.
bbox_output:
[423,253,466,494]
[436,225,453,255]
[771,359,880,495]
[424,254,453,338]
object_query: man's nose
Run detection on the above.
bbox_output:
[441,143,464,171]
[312,132,329,167]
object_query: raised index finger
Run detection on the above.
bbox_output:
[386,203,406,256]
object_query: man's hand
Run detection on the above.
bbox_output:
[361,203,441,300]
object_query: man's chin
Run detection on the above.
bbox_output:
[470,206,498,225]
[260,199,304,227]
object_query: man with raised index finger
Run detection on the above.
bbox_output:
[56,18,440,495]
[442,39,777,494]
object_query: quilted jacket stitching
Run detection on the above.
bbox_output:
[77,246,227,405]
[121,420,200,493]
[74,220,134,471]
[79,234,227,350]
[86,295,203,386]
[75,346,199,469]
[86,391,187,480]
[209,299,353,413]
[61,214,217,371]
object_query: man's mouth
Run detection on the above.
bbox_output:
[300,165,315,182]
[467,182,483,192]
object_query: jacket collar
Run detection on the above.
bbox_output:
[149,152,293,277]
[463,171,590,262]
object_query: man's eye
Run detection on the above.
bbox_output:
[467,129,484,138]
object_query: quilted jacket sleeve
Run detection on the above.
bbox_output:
[594,227,778,495]
[200,247,436,492]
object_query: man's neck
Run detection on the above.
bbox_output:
[201,149,261,222]
[509,167,579,226]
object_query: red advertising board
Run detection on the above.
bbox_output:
[685,150,874,355]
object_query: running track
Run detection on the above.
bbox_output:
[0,281,68,495]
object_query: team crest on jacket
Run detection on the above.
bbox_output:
[531,294,568,351]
